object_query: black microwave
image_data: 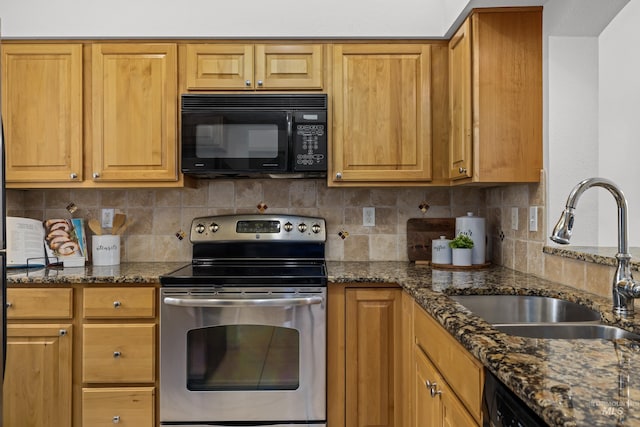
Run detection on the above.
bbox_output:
[181,94,328,178]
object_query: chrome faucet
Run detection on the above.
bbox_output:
[551,177,640,317]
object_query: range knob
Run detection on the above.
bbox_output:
[283,222,294,232]
[209,223,219,233]
[195,223,206,234]
[311,223,322,234]
[298,223,308,233]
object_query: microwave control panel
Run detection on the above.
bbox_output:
[293,111,327,172]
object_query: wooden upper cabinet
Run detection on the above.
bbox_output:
[448,20,472,181]
[91,43,178,182]
[450,8,543,184]
[185,43,324,90]
[331,44,432,185]
[1,44,84,183]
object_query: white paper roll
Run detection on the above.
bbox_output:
[455,212,486,264]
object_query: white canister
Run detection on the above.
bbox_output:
[92,235,121,266]
[455,212,486,265]
[431,236,452,264]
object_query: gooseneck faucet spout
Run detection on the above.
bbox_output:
[551,177,640,317]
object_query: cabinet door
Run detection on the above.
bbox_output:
[1,44,83,184]
[332,44,432,184]
[345,288,402,427]
[414,348,441,427]
[3,324,73,427]
[255,44,323,89]
[448,19,473,180]
[442,387,479,427]
[185,44,254,89]
[471,9,542,183]
[92,43,178,182]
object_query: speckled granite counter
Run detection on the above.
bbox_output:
[544,245,640,270]
[6,262,187,284]
[8,260,640,426]
[329,261,640,427]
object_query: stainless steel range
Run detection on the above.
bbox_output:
[159,214,327,427]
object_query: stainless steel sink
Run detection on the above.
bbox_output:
[494,323,640,340]
[449,295,601,324]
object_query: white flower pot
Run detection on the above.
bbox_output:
[451,248,472,266]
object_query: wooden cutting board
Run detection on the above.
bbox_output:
[407,218,456,263]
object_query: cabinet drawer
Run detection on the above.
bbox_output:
[414,303,483,422]
[83,324,156,383]
[82,387,154,426]
[6,288,73,319]
[83,287,155,319]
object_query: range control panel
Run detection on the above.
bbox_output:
[190,214,326,243]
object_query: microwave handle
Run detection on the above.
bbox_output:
[163,295,323,308]
[287,112,293,137]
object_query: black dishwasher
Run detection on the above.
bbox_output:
[483,370,548,427]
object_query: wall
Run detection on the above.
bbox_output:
[6,181,486,263]
[545,0,640,248]
[9,178,619,299]
[0,0,545,39]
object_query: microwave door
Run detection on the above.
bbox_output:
[182,111,290,175]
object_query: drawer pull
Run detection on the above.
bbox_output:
[113,301,122,308]
[59,329,67,337]
[113,351,122,358]
[5,302,11,308]
[112,415,120,423]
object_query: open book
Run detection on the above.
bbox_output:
[7,217,87,268]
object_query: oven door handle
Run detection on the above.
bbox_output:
[163,295,324,308]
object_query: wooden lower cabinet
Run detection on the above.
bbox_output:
[412,301,483,427]
[82,287,157,427]
[328,283,405,427]
[82,387,155,426]
[3,288,74,427]
[4,285,159,426]
[3,324,73,427]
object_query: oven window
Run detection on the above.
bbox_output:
[186,325,300,391]
[195,123,279,158]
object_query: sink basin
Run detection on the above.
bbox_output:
[449,295,601,324]
[494,323,640,340]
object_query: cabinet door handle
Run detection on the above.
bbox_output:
[431,386,442,397]
[336,172,342,180]
[113,351,122,358]
[112,415,120,423]
[59,329,68,336]
[70,173,78,180]
[5,302,12,308]
[93,172,100,179]
[257,80,263,86]
[426,380,442,397]
[245,80,251,87]
[458,167,467,174]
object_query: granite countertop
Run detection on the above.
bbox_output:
[330,261,640,427]
[8,259,640,426]
[6,262,187,284]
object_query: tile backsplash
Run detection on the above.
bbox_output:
[9,175,620,300]
[8,179,489,263]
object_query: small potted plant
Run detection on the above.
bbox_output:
[449,234,474,266]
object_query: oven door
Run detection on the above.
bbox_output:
[181,111,291,175]
[160,287,326,425]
